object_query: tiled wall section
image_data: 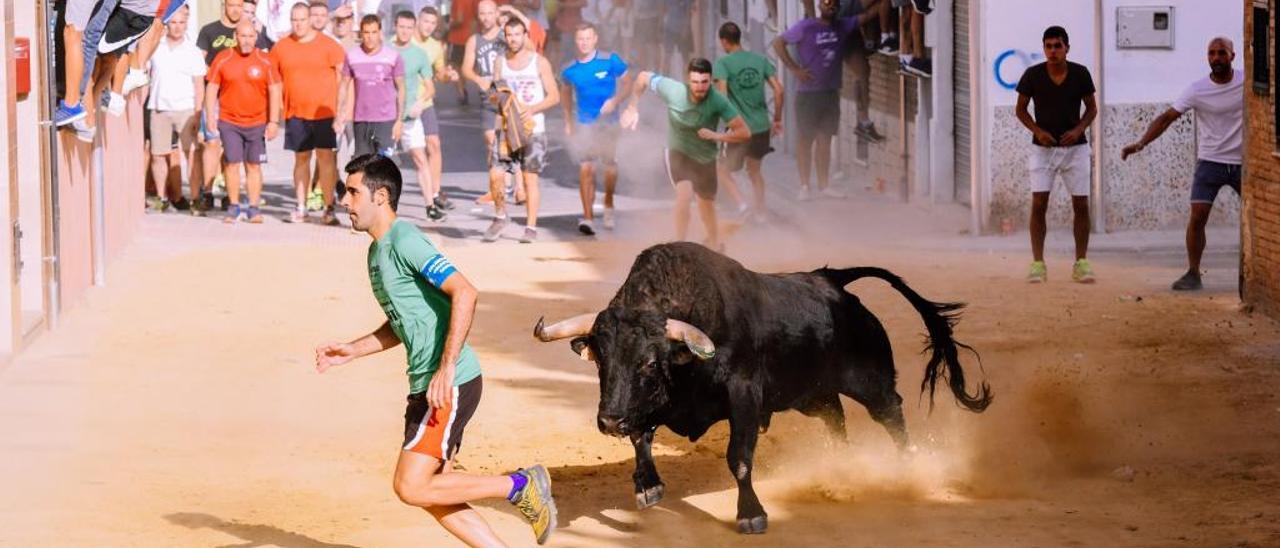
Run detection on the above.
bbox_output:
[989,103,1240,231]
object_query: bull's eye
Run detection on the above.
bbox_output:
[640,359,658,375]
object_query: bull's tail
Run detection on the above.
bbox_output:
[819,267,993,413]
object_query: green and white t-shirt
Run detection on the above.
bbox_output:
[368,219,482,393]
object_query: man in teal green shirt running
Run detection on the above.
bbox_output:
[314,154,557,545]
[713,21,784,222]
[620,57,750,252]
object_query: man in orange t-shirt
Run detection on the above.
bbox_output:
[206,20,282,224]
[447,0,479,103]
[271,2,346,225]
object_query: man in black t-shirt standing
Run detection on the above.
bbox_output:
[1015,25,1098,285]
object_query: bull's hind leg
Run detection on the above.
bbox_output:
[841,369,911,452]
[797,393,848,445]
[631,429,665,510]
[727,385,768,534]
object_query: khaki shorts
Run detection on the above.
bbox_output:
[148,109,196,155]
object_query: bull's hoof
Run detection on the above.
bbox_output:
[736,515,768,534]
[634,483,665,510]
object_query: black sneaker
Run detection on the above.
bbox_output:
[201,192,215,212]
[172,197,191,211]
[855,122,886,143]
[426,204,447,222]
[878,35,899,55]
[1171,270,1203,291]
[433,195,455,210]
[912,0,934,14]
[904,57,933,78]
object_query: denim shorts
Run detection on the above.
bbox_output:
[1190,160,1241,204]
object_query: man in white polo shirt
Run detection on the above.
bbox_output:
[147,5,208,214]
[1122,36,1244,291]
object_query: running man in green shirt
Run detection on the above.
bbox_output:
[314,153,557,546]
[713,21,784,222]
[620,58,750,252]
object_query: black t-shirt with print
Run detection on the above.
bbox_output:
[1015,61,1096,145]
[196,20,275,67]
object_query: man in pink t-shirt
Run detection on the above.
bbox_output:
[335,14,406,157]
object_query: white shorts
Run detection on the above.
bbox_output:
[399,117,426,151]
[1029,143,1091,196]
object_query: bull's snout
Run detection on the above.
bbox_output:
[597,415,629,436]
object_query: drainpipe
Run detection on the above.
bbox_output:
[42,0,60,326]
[1091,0,1106,233]
[968,0,982,235]
[92,132,105,286]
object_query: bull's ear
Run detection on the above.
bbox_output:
[570,337,594,362]
[669,343,696,365]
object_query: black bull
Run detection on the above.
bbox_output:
[534,243,992,534]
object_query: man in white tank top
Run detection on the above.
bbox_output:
[481,16,560,243]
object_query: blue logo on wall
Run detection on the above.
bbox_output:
[994,49,1045,90]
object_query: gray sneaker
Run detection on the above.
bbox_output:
[482,217,509,242]
[520,226,538,243]
[1171,270,1203,291]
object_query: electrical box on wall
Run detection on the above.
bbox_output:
[1117,6,1175,49]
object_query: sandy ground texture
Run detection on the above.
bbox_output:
[2,186,1278,548]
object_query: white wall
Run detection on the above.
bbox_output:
[1103,0,1244,105]
[981,0,1099,108]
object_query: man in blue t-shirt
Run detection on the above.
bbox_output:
[559,22,630,236]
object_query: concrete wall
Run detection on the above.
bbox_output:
[977,0,1243,232]
[1,1,146,363]
[1243,1,1280,320]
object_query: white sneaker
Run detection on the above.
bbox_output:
[71,119,96,143]
[797,186,812,202]
[121,69,149,95]
[577,218,596,235]
[106,93,125,117]
[820,186,847,199]
[602,207,616,230]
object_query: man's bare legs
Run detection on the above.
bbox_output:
[696,195,720,250]
[225,161,245,217]
[63,25,86,107]
[745,157,767,213]
[394,451,510,547]
[1186,202,1213,272]
[579,162,596,221]
[427,135,444,202]
[673,179,694,241]
[409,147,434,211]
[292,150,314,215]
[315,148,338,209]
[522,172,540,229]
[1029,191,1049,262]
[796,134,814,192]
[1071,195,1090,261]
[813,133,833,191]
[716,162,750,211]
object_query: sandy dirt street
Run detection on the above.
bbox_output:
[2,200,1278,547]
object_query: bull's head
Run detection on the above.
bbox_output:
[534,308,716,437]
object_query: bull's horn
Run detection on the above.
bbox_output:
[534,312,598,342]
[666,319,716,360]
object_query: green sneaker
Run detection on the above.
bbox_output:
[510,465,557,545]
[1072,259,1096,284]
[1027,261,1047,284]
[306,185,325,211]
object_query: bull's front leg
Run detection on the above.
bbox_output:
[727,385,767,534]
[631,428,665,509]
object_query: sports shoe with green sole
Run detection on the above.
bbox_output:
[510,465,557,545]
[1072,259,1096,284]
[306,186,325,211]
[1027,261,1047,284]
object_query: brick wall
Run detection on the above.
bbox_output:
[836,53,919,195]
[1243,1,1280,319]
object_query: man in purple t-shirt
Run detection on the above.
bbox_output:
[773,0,869,200]
[335,14,406,157]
